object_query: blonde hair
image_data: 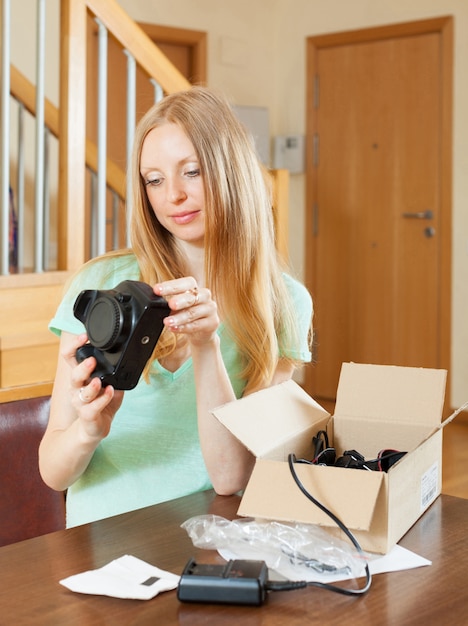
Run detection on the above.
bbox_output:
[126,86,309,392]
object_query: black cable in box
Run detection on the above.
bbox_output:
[177,558,269,606]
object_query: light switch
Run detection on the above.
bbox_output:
[273,135,305,174]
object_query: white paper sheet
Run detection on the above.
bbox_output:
[219,544,431,584]
[59,555,180,600]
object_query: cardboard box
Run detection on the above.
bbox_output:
[212,363,447,554]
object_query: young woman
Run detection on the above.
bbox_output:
[39,86,313,527]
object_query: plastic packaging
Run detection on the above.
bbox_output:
[181,515,367,581]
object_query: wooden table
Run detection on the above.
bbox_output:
[0,491,466,625]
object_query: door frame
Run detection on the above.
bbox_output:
[304,16,453,408]
[138,23,207,85]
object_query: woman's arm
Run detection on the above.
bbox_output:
[38,332,123,491]
[156,278,295,496]
[193,341,294,495]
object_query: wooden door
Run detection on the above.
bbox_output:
[304,18,453,406]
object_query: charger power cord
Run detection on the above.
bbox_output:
[178,453,371,606]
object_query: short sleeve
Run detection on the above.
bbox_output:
[49,254,140,337]
[281,273,313,362]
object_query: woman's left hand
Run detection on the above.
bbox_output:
[154,277,219,346]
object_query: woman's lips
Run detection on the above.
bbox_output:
[172,210,200,225]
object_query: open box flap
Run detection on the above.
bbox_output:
[437,399,468,431]
[414,400,467,455]
[212,380,330,458]
[238,458,385,532]
[334,363,446,428]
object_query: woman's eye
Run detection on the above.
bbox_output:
[185,169,200,178]
[145,177,162,187]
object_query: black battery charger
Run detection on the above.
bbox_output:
[177,558,269,606]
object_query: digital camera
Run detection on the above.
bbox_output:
[73,280,170,390]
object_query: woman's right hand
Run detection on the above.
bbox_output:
[39,331,125,492]
[66,334,124,441]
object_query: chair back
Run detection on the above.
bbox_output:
[0,396,65,546]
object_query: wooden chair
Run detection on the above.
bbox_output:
[0,396,65,546]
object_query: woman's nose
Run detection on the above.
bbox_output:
[167,178,187,203]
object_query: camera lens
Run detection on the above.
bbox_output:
[86,296,125,350]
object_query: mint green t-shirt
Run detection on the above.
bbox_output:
[49,253,312,527]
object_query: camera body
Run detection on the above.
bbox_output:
[73,280,170,390]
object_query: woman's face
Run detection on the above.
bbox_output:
[140,122,205,245]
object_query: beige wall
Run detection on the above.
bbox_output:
[11,0,468,407]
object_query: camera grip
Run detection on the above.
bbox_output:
[76,344,96,363]
[75,344,111,385]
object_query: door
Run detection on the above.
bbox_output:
[304,18,453,406]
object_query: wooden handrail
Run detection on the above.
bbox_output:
[86,0,191,94]
[10,66,59,134]
[10,64,126,199]
[84,141,126,199]
[271,169,289,262]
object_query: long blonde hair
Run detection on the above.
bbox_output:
[130,86,309,393]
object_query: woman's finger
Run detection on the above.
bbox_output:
[154,277,198,298]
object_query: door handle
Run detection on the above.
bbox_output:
[401,210,433,220]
